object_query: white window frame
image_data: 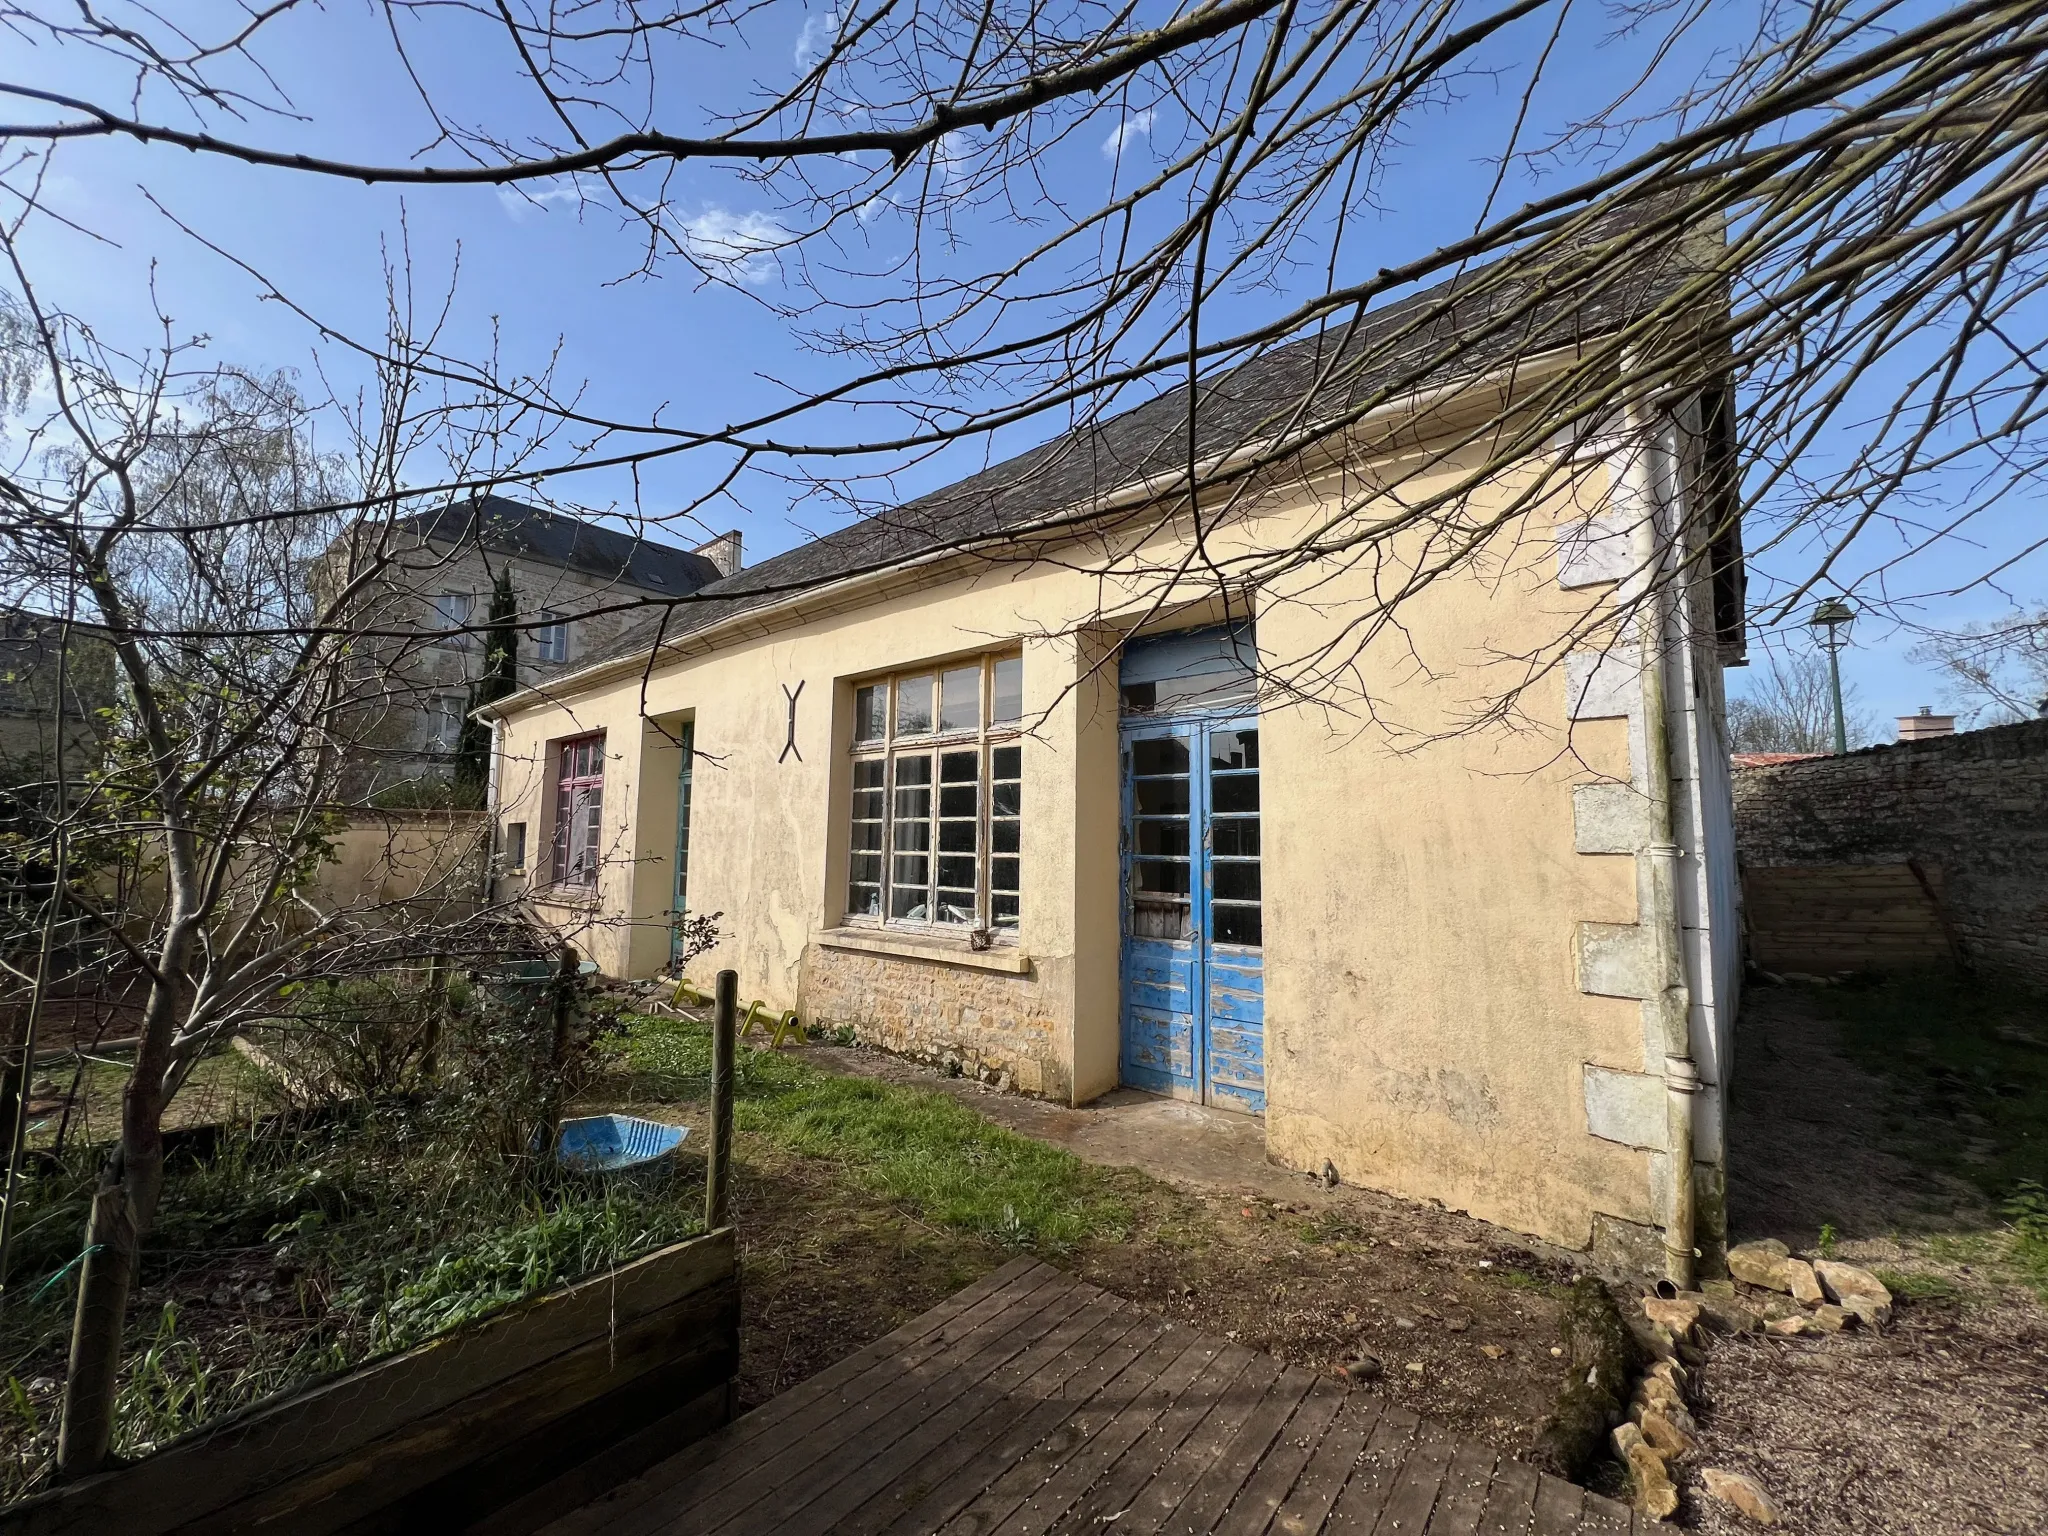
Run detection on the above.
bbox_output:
[431,591,473,646]
[534,610,569,664]
[846,654,1022,937]
[427,691,467,752]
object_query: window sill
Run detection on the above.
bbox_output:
[816,927,1032,975]
[528,885,602,911]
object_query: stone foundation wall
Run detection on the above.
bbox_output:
[798,943,1072,1101]
[1731,718,2048,986]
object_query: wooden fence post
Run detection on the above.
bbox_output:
[706,970,736,1231]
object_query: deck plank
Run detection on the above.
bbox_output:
[1370,1417,1456,1536]
[1472,1457,1538,1536]
[1423,1440,1499,1536]
[1100,1351,1288,1536]
[981,1329,1219,1536]
[870,1310,1166,1536]
[645,1271,1087,1535]
[802,1302,1155,1536]
[731,1292,1139,1536]
[1213,1377,1349,1536]
[551,1261,1646,1536]
[1047,1342,1257,1535]
[841,1299,1152,1536]
[539,1261,1060,1536]
[1322,1404,1420,1534]
[1160,1362,1321,1535]
[1268,1391,1385,1536]
[1530,1475,1587,1535]
[930,1315,1180,1535]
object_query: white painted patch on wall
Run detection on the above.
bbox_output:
[1554,513,1638,590]
[1584,1064,1668,1150]
[1572,782,1654,855]
[1577,920,1657,1000]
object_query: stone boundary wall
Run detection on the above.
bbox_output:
[1731,718,2048,987]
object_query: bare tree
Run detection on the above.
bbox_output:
[0,264,537,1471]
[0,1,2039,710]
[1911,606,2048,723]
[1726,648,1878,754]
[2,0,2048,1474]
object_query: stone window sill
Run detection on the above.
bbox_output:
[816,927,1032,975]
[528,884,602,912]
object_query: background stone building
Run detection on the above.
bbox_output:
[329,497,734,801]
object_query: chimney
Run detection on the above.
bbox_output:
[693,530,743,579]
[1896,705,1955,741]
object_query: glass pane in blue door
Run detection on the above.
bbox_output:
[1206,725,1264,1111]
[1120,726,1199,1099]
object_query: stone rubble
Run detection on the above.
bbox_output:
[1700,1467,1784,1526]
[1616,1250,1892,1524]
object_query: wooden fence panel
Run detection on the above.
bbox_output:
[2,1227,737,1536]
[1742,863,1957,974]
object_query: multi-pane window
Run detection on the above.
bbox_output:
[534,610,569,664]
[427,692,466,751]
[432,591,472,645]
[847,654,1022,934]
[552,733,605,887]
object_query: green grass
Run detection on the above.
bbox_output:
[619,1014,1133,1253]
[1824,969,2048,1198]
[1824,969,2048,1295]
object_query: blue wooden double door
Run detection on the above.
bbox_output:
[1119,716,1265,1113]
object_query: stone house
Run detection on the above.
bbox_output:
[0,609,114,788]
[481,250,1748,1276]
[327,497,733,799]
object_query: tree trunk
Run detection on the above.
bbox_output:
[55,1152,146,1476]
[55,926,180,1479]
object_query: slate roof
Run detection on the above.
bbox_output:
[562,213,1707,680]
[398,495,726,594]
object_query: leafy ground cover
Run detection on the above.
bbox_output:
[615,1011,1136,1252]
[0,1091,702,1502]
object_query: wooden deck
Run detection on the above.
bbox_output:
[539,1258,1655,1536]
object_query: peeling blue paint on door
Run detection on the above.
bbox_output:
[1119,712,1265,1113]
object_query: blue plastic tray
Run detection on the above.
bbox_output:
[555,1113,689,1172]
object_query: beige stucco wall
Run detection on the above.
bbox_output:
[490,428,1721,1255]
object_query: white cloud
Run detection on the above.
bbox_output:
[1101,110,1155,162]
[496,184,582,223]
[856,195,889,225]
[934,130,973,191]
[681,207,792,285]
[794,10,842,69]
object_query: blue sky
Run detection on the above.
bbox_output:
[8,1,2042,729]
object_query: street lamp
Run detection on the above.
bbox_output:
[1807,597,1857,754]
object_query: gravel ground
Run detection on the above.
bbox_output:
[1683,985,2048,1534]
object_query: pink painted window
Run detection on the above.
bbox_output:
[552,733,606,886]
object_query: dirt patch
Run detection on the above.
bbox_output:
[1681,983,2048,1534]
[644,1040,1591,1464]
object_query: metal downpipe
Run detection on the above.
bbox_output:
[1627,407,1700,1289]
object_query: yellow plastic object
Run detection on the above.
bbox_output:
[671,976,706,1009]
[769,1008,806,1048]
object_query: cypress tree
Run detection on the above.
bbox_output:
[457,567,517,794]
